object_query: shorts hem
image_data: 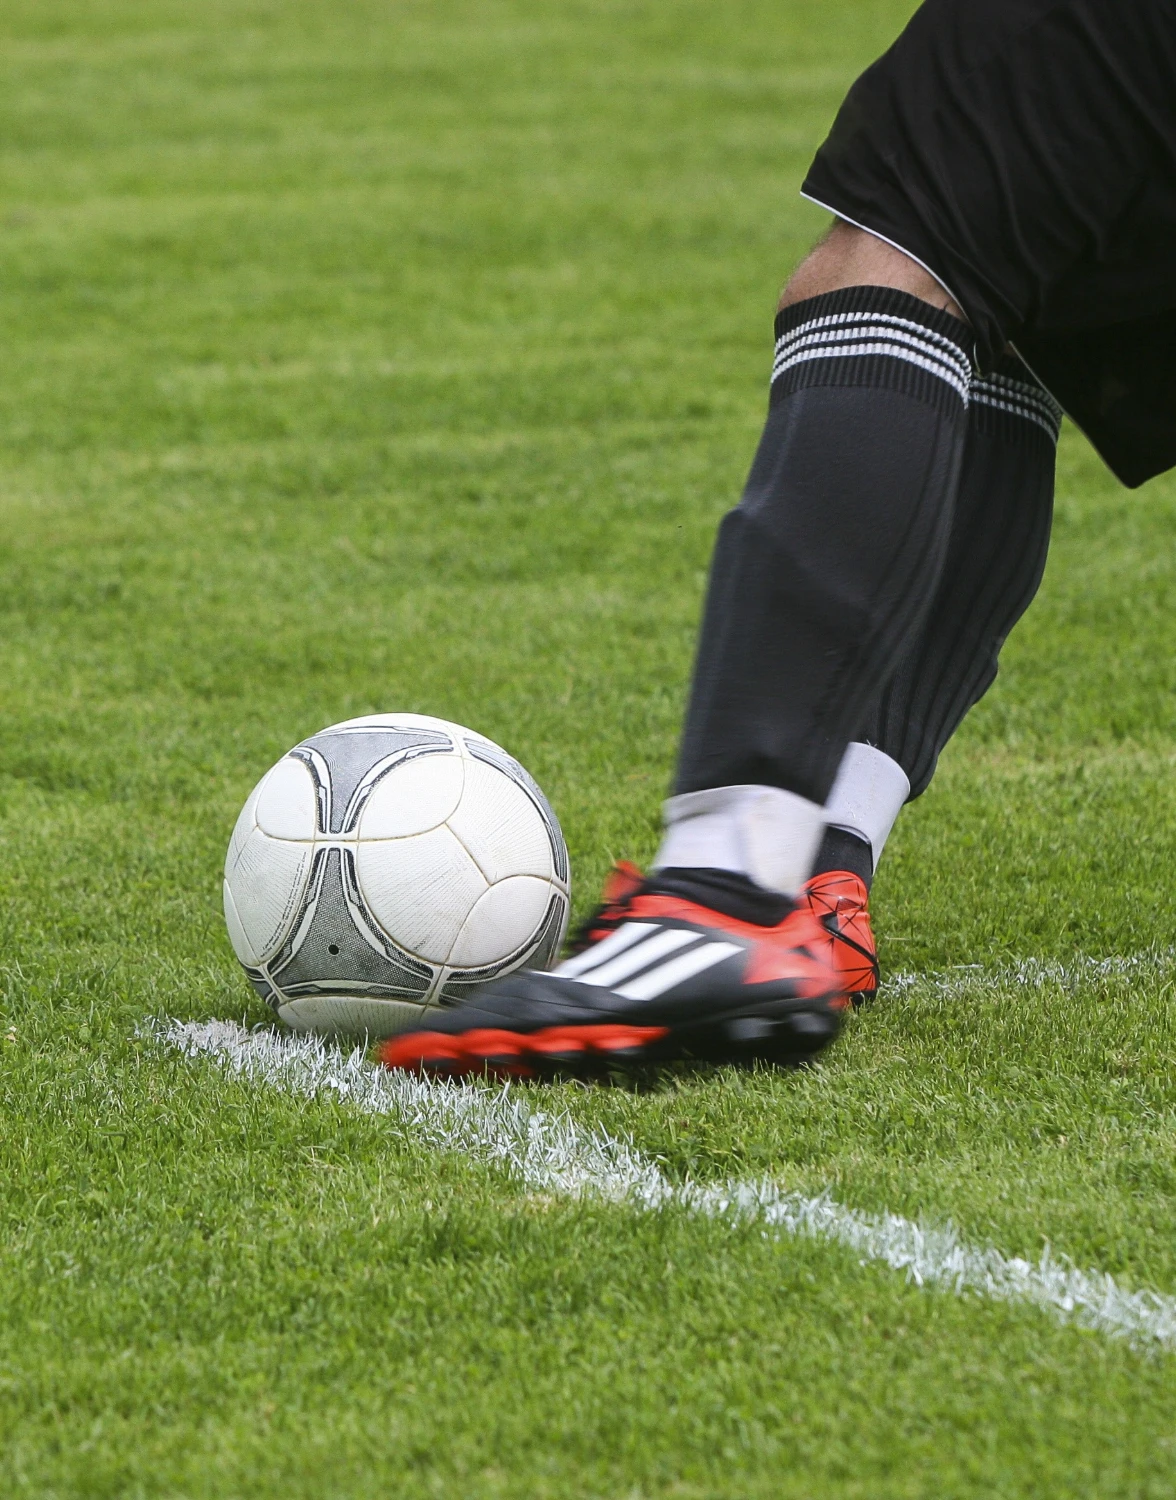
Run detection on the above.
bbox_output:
[799,191,969,340]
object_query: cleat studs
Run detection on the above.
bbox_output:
[785,1010,840,1055]
[421,1060,469,1077]
[529,1036,587,1058]
[789,1010,838,1038]
[585,1025,669,1054]
[725,1016,777,1044]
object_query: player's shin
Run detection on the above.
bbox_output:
[801,356,1060,1001]
[670,286,973,891]
[859,353,1060,799]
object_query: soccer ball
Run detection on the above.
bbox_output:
[222,713,571,1036]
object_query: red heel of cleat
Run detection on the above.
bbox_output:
[799,870,878,1004]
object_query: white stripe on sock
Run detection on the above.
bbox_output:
[772,340,970,402]
[776,309,971,366]
[969,385,1062,440]
[774,321,971,379]
[980,370,1063,419]
[774,312,972,385]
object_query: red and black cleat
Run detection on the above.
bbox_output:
[800,869,878,1005]
[378,866,852,1080]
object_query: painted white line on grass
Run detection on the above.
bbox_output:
[889,947,1176,996]
[154,1017,1176,1351]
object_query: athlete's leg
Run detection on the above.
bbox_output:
[660,224,973,899]
[813,353,1061,886]
[381,228,978,1075]
[865,354,1059,796]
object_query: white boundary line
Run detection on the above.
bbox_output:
[152,1017,1176,1351]
[889,947,1176,996]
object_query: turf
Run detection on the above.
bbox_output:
[3,0,1176,1494]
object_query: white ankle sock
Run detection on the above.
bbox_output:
[823,742,910,869]
[653,784,826,897]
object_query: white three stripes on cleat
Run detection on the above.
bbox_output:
[554,922,742,1001]
[615,941,742,1002]
[577,928,698,987]
[554,923,654,978]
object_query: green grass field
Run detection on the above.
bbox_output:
[5,0,1176,1493]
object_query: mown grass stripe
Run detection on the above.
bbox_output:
[154,1016,1176,1351]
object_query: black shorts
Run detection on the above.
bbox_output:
[802,0,1176,487]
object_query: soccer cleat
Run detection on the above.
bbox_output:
[378,868,851,1079]
[800,869,878,1004]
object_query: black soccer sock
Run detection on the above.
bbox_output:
[813,825,875,889]
[674,286,974,807]
[858,353,1060,798]
[652,867,792,926]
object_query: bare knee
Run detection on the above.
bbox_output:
[779,220,966,321]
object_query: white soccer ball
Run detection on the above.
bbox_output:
[222,713,571,1036]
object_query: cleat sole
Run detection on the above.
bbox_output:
[379,1023,671,1076]
[379,1002,843,1076]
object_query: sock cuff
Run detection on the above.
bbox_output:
[656,784,825,898]
[772,286,974,416]
[969,362,1064,446]
[823,743,910,869]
